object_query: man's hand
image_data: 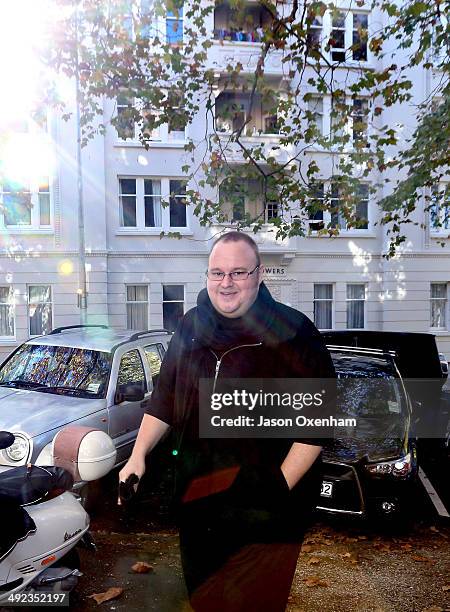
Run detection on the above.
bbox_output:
[116,414,170,505]
[117,456,145,506]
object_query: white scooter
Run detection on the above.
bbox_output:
[0,426,116,604]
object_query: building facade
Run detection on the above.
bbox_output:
[0,0,449,361]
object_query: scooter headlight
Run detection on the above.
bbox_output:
[5,434,30,462]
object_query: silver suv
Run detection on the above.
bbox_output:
[0,325,171,469]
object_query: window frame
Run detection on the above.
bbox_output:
[118,177,189,232]
[162,284,185,332]
[115,92,187,144]
[28,285,53,337]
[430,282,448,330]
[346,283,367,330]
[313,283,334,330]
[126,284,150,330]
[429,183,450,236]
[0,176,53,232]
[307,180,370,233]
[0,286,15,340]
[309,9,370,65]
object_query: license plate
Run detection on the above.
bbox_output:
[320,481,333,497]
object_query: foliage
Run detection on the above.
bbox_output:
[40,0,450,255]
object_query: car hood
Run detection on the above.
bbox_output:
[0,387,106,437]
[323,435,406,463]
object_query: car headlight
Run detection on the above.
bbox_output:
[5,434,30,462]
[365,452,412,478]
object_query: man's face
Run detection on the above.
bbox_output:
[207,240,262,318]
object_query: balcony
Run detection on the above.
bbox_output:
[214,90,294,164]
[209,1,284,74]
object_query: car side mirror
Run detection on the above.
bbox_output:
[115,381,145,404]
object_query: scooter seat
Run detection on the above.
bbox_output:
[0,465,74,506]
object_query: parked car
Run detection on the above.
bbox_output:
[0,325,171,471]
[318,345,418,521]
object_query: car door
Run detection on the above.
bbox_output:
[108,348,148,463]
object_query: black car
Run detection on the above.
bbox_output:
[318,345,418,521]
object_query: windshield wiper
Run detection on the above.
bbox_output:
[0,380,49,390]
[40,386,98,397]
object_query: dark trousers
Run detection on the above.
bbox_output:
[179,496,305,612]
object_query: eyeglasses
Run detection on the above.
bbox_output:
[206,266,260,282]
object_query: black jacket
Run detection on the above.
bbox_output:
[145,284,335,525]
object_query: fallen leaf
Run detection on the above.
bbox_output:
[430,526,439,533]
[308,556,321,565]
[322,540,333,546]
[345,537,358,543]
[341,552,352,558]
[301,544,315,553]
[88,587,124,605]
[131,562,154,574]
[422,607,444,612]
[400,544,413,551]
[357,535,368,540]
[303,576,329,588]
[412,555,432,563]
[442,585,450,592]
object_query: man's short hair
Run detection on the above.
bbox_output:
[210,231,261,266]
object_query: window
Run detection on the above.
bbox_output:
[163,285,184,332]
[307,97,324,137]
[28,286,52,336]
[118,177,187,230]
[346,284,366,329]
[329,11,369,63]
[117,350,147,392]
[430,283,447,329]
[116,95,135,140]
[330,182,368,230]
[119,179,137,227]
[169,180,187,227]
[314,284,333,330]
[352,14,368,61]
[430,184,450,233]
[306,15,322,52]
[115,95,184,143]
[308,182,325,230]
[308,181,369,232]
[0,177,52,229]
[166,6,183,44]
[355,184,369,230]
[0,287,14,338]
[144,344,163,386]
[330,12,346,62]
[352,98,369,145]
[126,285,149,330]
[219,176,278,224]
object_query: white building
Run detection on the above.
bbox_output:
[0,0,449,361]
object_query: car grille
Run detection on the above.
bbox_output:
[317,461,365,515]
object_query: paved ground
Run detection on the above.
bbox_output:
[69,466,450,612]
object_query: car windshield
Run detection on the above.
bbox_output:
[331,352,409,438]
[0,344,111,399]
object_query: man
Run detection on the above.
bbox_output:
[119,231,335,611]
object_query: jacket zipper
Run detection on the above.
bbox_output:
[210,343,262,393]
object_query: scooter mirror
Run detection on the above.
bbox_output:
[0,431,15,450]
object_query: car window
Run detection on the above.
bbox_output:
[0,344,111,398]
[144,344,163,386]
[117,349,147,392]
